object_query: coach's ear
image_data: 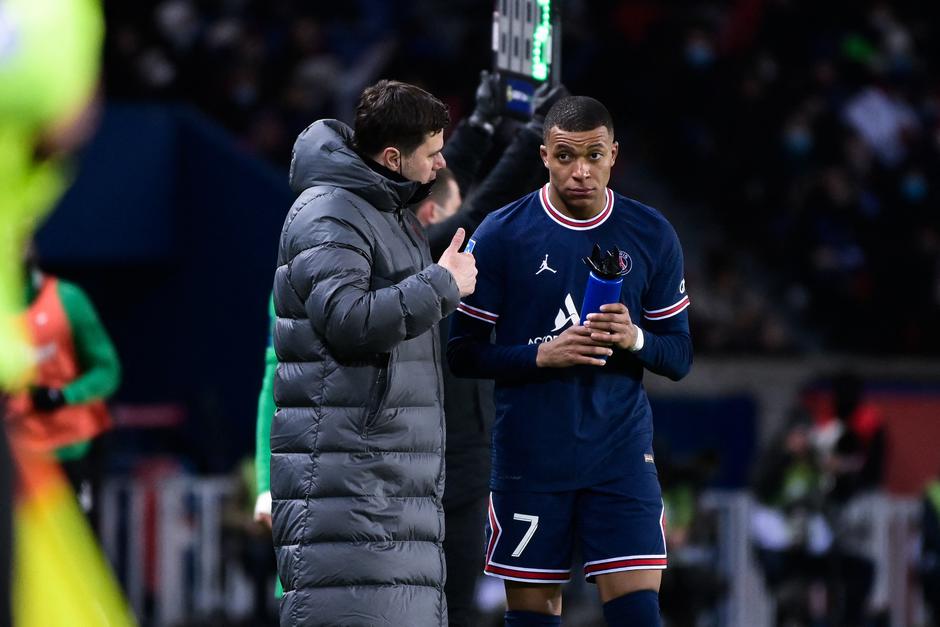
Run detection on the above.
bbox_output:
[540,144,549,168]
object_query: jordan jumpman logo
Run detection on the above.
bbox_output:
[536,254,557,275]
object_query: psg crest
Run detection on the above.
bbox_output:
[618,250,632,275]
[583,244,632,278]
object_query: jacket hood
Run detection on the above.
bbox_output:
[288,119,427,212]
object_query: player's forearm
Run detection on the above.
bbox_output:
[447,336,539,380]
[632,329,692,381]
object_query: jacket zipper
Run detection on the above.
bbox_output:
[397,207,422,261]
[363,354,393,437]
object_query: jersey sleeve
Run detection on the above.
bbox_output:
[642,224,690,328]
[448,215,540,379]
[633,222,692,380]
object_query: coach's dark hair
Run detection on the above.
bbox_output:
[354,80,450,157]
[542,96,614,141]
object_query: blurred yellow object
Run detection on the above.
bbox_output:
[0,0,103,391]
[0,130,65,391]
[0,0,103,130]
[0,1,131,625]
[12,455,136,626]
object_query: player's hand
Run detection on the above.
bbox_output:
[536,325,613,368]
[437,228,477,297]
[584,303,639,351]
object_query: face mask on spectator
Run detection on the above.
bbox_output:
[783,125,813,156]
[685,38,714,68]
[901,171,927,202]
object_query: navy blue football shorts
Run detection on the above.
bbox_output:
[483,470,666,583]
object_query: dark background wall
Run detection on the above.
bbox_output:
[37,104,293,471]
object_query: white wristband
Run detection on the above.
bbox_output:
[254,491,272,519]
[629,327,645,352]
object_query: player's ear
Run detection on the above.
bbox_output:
[540,144,549,168]
[610,141,619,166]
[415,200,435,226]
[380,146,402,171]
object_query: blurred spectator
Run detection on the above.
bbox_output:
[658,449,727,627]
[812,371,885,503]
[750,371,885,626]
[250,294,282,607]
[812,371,884,627]
[5,254,121,522]
[221,456,278,627]
[750,411,832,626]
[414,167,461,228]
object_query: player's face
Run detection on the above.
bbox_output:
[541,125,618,212]
[400,130,447,184]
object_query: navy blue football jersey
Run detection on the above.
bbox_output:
[448,184,692,492]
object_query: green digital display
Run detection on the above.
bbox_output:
[531,0,551,80]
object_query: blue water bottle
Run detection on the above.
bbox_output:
[581,273,623,324]
[581,244,631,324]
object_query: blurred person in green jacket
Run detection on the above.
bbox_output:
[5,254,121,518]
[253,295,283,605]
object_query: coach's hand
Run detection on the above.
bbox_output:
[438,228,477,297]
[584,303,639,350]
[536,325,613,368]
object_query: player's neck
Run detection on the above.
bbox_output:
[548,184,606,220]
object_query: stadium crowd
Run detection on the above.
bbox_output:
[102,0,940,357]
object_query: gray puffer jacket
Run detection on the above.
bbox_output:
[271,119,459,626]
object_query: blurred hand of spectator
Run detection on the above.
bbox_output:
[526,82,570,135]
[30,386,65,412]
[467,70,502,135]
[254,490,272,530]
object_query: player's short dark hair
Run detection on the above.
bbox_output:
[427,168,457,206]
[354,80,450,157]
[542,96,614,142]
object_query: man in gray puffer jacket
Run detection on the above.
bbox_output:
[271,80,477,626]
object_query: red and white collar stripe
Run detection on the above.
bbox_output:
[643,295,691,321]
[539,184,614,231]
